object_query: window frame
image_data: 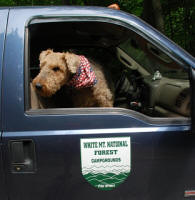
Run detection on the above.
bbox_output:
[24,15,191,126]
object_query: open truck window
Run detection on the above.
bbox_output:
[27,20,190,119]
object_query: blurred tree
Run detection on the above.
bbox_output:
[142,0,164,32]
[162,0,195,56]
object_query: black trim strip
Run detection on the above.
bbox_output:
[190,67,195,134]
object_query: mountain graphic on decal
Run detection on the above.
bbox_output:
[82,165,130,190]
[83,172,130,190]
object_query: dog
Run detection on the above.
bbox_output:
[32,49,114,107]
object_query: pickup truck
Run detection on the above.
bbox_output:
[0,6,195,200]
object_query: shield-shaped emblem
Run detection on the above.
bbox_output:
[80,137,131,190]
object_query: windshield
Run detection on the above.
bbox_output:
[119,35,188,80]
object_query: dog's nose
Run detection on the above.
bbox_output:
[35,83,43,90]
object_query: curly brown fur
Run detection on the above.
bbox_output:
[32,49,114,107]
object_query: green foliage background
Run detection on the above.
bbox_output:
[0,0,194,56]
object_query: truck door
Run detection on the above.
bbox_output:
[0,8,9,200]
[1,7,195,200]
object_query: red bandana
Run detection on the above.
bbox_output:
[68,56,97,89]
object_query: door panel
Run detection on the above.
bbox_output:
[3,127,194,200]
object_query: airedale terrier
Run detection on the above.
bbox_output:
[32,49,114,107]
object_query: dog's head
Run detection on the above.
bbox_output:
[32,49,80,97]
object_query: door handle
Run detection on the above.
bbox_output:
[10,140,36,173]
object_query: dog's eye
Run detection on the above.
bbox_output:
[53,67,60,72]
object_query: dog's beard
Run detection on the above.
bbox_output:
[33,81,62,98]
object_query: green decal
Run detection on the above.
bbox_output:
[80,137,131,190]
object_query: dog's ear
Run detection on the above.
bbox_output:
[64,52,80,74]
[39,49,53,61]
